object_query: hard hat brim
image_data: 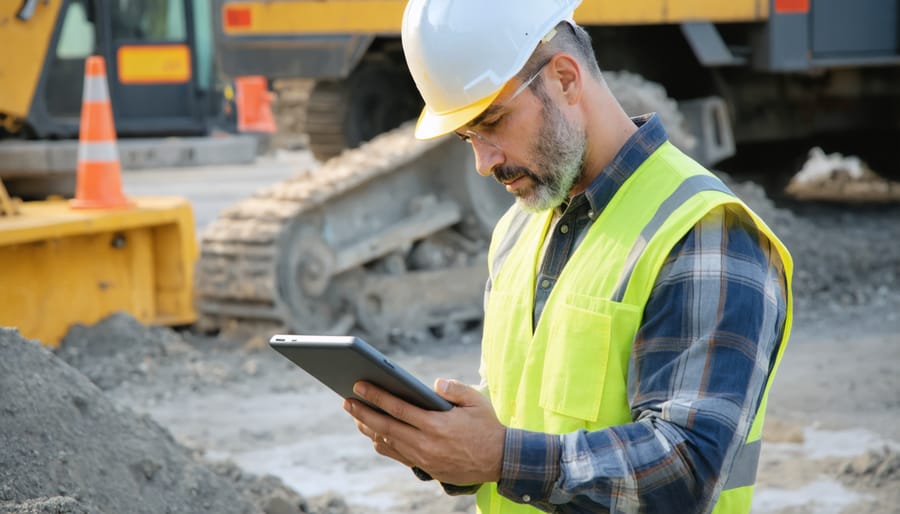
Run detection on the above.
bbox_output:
[413,88,503,140]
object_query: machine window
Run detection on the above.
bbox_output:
[55,0,95,58]
[111,0,187,42]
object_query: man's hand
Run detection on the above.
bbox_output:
[343,378,506,486]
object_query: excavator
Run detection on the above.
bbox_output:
[195,124,509,342]
[0,0,268,197]
[214,0,900,163]
[195,0,900,344]
[0,0,252,346]
[1,0,498,346]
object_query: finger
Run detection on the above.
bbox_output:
[434,378,488,407]
[363,429,415,467]
[354,418,377,440]
[344,397,420,450]
[352,415,417,467]
[353,382,427,428]
[372,438,416,467]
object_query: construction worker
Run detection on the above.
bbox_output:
[343,1,793,512]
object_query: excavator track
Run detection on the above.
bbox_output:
[303,80,349,162]
[195,123,510,343]
[303,58,423,163]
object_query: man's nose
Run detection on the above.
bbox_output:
[471,139,504,178]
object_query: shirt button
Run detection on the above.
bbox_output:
[540,279,550,289]
[522,495,531,503]
[560,224,569,234]
[587,210,595,219]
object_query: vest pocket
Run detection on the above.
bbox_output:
[539,294,639,423]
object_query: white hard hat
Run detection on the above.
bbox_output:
[402,0,583,140]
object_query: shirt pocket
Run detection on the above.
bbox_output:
[539,293,641,423]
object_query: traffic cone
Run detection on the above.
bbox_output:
[235,76,276,133]
[70,55,133,209]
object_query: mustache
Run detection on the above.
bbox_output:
[493,165,543,186]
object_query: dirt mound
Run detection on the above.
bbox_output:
[785,147,900,203]
[839,446,900,489]
[720,172,900,321]
[54,314,284,402]
[0,497,88,514]
[54,315,188,391]
[0,328,306,514]
[210,462,351,514]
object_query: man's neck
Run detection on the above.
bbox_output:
[570,92,638,197]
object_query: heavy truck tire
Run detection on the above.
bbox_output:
[304,58,423,163]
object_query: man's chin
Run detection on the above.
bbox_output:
[515,193,563,213]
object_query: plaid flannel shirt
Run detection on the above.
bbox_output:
[472,114,788,512]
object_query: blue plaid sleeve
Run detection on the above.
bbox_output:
[497,206,789,512]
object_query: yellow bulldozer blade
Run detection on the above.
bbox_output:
[0,197,197,346]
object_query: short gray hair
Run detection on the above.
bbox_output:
[517,21,602,87]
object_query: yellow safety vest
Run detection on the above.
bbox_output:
[477,142,793,513]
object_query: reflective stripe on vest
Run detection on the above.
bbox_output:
[611,174,732,302]
[479,142,793,514]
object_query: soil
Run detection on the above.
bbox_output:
[2,167,899,513]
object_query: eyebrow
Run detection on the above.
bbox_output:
[465,104,504,130]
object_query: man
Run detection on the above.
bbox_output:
[343,1,793,512]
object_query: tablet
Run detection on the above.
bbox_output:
[269,334,453,412]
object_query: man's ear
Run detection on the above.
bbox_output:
[550,53,582,106]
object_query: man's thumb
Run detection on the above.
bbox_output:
[434,378,475,404]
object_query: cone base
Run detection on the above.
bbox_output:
[69,197,135,210]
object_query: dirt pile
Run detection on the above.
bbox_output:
[53,314,255,398]
[0,328,309,514]
[720,172,900,320]
[54,317,188,391]
[52,315,306,407]
[785,147,900,202]
[839,446,900,489]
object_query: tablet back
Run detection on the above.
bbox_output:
[269,334,452,411]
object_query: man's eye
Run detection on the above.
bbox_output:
[482,114,504,128]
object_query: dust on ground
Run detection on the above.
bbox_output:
[2,167,899,513]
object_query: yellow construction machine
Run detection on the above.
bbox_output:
[0,189,197,347]
[0,0,211,346]
[192,0,900,345]
[214,0,900,163]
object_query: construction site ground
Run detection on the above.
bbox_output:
[3,143,899,514]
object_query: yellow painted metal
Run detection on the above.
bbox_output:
[0,179,20,216]
[0,0,62,121]
[222,1,406,35]
[575,0,769,25]
[222,0,768,36]
[117,44,193,84]
[0,197,197,347]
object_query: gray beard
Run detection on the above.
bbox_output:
[516,91,586,213]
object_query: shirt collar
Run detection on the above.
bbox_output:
[571,113,669,217]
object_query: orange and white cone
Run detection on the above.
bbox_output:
[70,55,133,209]
[235,75,276,133]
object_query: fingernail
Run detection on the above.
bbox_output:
[343,399,352,412]
[354,383,367,396]
[437,379,449,393]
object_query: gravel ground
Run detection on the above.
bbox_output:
[722,172,900,322]
[2,155,899,513]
